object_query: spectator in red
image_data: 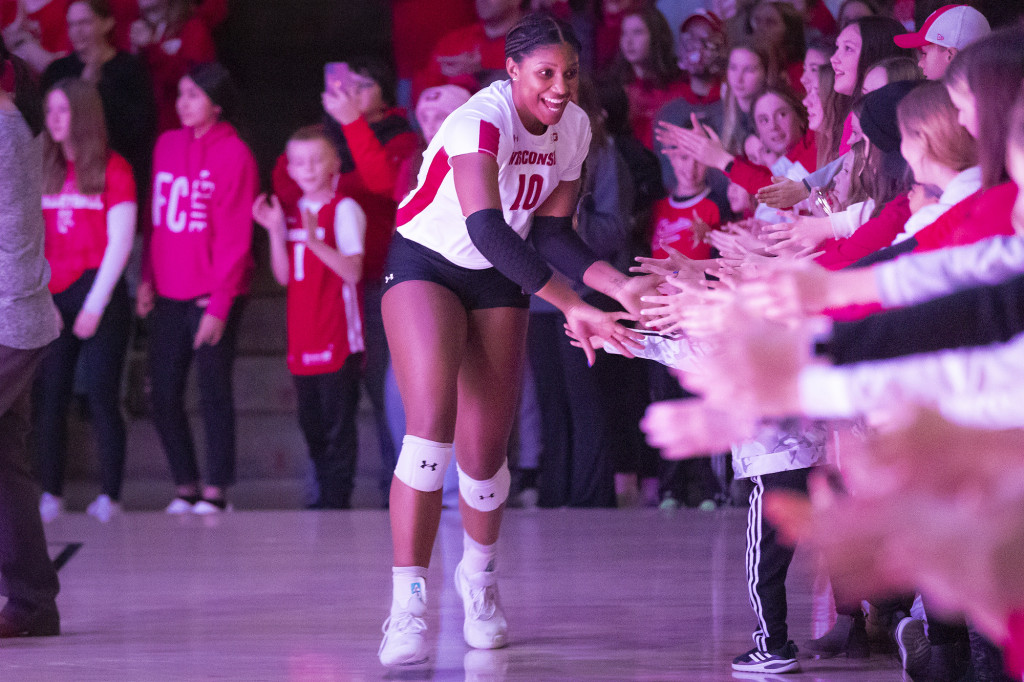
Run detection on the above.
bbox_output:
[413,0,524,99]
[594,0,640,71]
[129,0,215,132]
[391,0,474,108]
[273,57,419,507]
[608,3,686,150]
[2,0,71,72]
[747,0,806,93]
[42,0,156,200]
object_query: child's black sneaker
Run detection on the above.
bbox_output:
[731,640,800,673]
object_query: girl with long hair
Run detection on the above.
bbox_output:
[608,3,683,149]
[35,77,136,523]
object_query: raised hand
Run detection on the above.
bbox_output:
[322,80,361,126]
[252,193,285,233]
[654,114,734,171]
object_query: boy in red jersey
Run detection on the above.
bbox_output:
[253,126,367,509]
[650,142,720,260]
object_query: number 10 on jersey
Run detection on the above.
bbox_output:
[509,173,544,211]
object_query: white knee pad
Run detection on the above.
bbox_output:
[394,435,453,492]
[457,461,511,512]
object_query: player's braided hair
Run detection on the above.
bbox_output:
[505,11,581,63]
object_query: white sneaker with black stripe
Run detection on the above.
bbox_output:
[732,641,800,673]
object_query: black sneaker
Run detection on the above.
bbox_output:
[732,641,800,673]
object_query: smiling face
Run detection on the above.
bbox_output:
[286,138,339,196]
[834,149,856,204]
[831,24,862,96]
[507,42,579,135]
[727,48,766,104]
[45,88,72,144]
[754,92,802,156]
[66,1,114,55]
[619,14,651,68]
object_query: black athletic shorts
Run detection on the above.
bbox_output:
[381,232,530,310]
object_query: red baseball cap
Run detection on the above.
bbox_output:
[894,5,990,50]
[680,10,725,36]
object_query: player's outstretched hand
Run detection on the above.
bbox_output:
[562,303,641,367]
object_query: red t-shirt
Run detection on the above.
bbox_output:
[391,0,474,81]
[23,0,71,54]
[413,22,507,99]
[650,190,720,260]
[625,76,691,150]
[142,17,216,132]
[285,195,365,376]
[42,152,136,294]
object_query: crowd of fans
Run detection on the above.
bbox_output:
[4,0,1024,677]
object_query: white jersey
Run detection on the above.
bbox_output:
[396,79,592,269]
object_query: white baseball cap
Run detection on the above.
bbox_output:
[894,4,991,50]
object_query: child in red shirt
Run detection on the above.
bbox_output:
[35,78,135,523]
[254,126,367,509]
[651,144,720,260]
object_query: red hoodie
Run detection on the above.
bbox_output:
[144,121,258,321]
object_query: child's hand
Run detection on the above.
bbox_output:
[252,194,285,233]
[690,210,711,248]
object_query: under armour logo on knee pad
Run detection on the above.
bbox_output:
[420,461,437,471]
[384,273,394,284]
[479,493,495,500]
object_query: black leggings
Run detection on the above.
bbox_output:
[148,297,243,489]
[35,272,131,499]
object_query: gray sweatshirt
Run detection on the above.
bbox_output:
[0,108,59,350]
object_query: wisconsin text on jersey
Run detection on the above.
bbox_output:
[508,150,557,166]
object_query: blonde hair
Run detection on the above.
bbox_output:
[897,80,977,173]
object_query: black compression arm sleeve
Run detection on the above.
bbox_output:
[465,208,553,294]
[821,272,1024,365]
[528,215,600,283]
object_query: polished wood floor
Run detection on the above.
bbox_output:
[15,508,905,681]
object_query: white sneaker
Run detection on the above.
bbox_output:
[455,561,508,650]
[39,492,64,523]
[378,585,429,666]
[165,497,195,514]
[86,494,121,522]
[192,499,232,515]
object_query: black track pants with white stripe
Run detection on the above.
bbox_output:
[745,467,811,652]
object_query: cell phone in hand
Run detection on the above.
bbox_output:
[324,62,351,92]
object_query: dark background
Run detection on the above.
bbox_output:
[213,0,393,186]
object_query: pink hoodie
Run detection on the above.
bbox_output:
[144,121,257,320]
